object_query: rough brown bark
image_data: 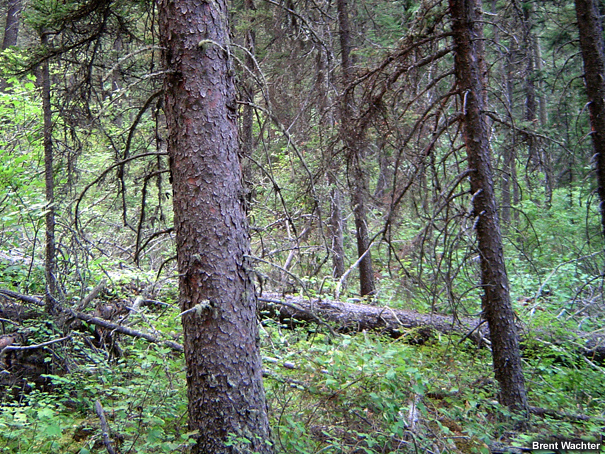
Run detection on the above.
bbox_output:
[158,0,273,452]
[337,0,376,296]
[575,0,605,237]
[449,0,528,412]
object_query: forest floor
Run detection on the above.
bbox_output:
[0,282,603,454]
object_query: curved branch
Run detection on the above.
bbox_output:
[74,151,168,231]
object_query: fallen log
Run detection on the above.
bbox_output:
[258,293,605,362]
[3,288,604,360]
[259,293,488,340]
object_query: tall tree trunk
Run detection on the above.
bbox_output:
[449,0,528,412]
[315,29,345,278]
[575,0,605,237]
[501,55,519,229]
[337,0,376,296]
[533,37,553,204]
[374,138,390,201]
[522,3,553,203]
[158,0,273,452]
[533,33,547,128]
[41,33,57,312]
[521,3,545,195]
[241,0,256,188]
[350,155,376,295]
[0,0,21,92]
[2,0,20,50]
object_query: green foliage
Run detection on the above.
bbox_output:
[504,187,605,331]
[0,331,194,453]
[0,77,47,292]
[1,284,604,454]
[261,328,604,453]
[0,392,74,452]
[1,0,605,451]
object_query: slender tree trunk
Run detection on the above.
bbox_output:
[533,35,553,204]
[449,0,528,412]
[2,0,20,50]
[41,33,57,312]
[523,5,537,129]
[158,0,273,452]
[315,28,345,278]
[241,0,256,188]
[521,4,536,195]
[575,0,605,237]
[337,0,375,296]
[501,56,518,228]
[491,0,511,229]
[350,156,376,295]
[522,3,553,203]
[0,0,21,92]
[533,33,547,128]
[374,138,390,201]
[329,175,346,278]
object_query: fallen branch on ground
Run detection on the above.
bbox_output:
[74,311,183,352]
[0,289,183,352]
[0,335,71,354]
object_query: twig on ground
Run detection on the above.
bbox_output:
[0,335,71,354]
[95,400,116,454]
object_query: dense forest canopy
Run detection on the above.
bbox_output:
[0,0,604,452]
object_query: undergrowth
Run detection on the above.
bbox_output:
[1,297,603,453]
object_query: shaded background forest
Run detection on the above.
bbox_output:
[0,0,604,452]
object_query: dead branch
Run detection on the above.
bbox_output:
[75,279,107,312]
[528,405,604,423]
[74,311,183,352]
[1,335,71,354]
[0,288,183,352]
[0,289,45,307]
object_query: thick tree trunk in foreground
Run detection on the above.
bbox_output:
[159,0,273,452]
[449,0,528,412]
[575,0,605,237]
